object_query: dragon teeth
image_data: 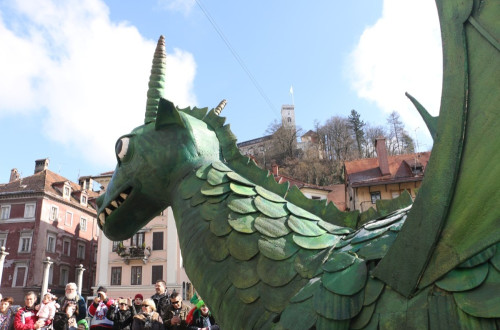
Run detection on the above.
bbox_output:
[120,193,128,200]
[99,213,105,226]
[105,208,112,215]
[111,201,118,208]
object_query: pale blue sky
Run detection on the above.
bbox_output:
[0,0,442,184]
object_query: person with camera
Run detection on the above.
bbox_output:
[88,287,114,330]
[106,298,135,330]
[163,293,189,330]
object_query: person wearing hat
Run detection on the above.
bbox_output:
[88,286,114,329]
[106,298,135,330]
[186,300,218,330]
[132,295,143,314]
[131,299,162,330]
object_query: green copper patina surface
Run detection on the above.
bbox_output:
[96,0,499,328]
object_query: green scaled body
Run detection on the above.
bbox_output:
[96,0,499,328]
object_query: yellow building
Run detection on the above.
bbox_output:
[344,138,431,212]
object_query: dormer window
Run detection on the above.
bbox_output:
[81,194,87,206]
[63,183,71,200]
[412,165,424,175]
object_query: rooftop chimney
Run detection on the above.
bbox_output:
[34,158,49,174]
[79,177,94,191]
[272,164,279,176]
[375,138,390,176]
[9,168,20,182]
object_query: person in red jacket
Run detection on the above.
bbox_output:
[88,286,114,329]
[14,292,49,330]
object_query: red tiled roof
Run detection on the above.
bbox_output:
[0,169,99,207]
[345,152,431,187]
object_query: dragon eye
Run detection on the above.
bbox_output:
[116,137,130,162]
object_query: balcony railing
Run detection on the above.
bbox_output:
[116,245,151,264]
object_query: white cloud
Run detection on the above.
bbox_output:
[157,0,196,16]
[348,0,442,149]
[0,0,197,168]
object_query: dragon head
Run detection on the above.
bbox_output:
[96,36,221,240]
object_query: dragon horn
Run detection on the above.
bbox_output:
[214,99,227,116]
[145,35,167,124]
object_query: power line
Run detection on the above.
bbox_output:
[194,0,280,117]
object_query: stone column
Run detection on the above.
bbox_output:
[41,257,53,295]
[0,246,9,287]
[76,264,85,296]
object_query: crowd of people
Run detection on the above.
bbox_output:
[0,280,219,330]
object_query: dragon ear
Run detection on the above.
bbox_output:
[155,98,185,129]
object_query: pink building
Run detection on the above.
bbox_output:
[0,159,99,302]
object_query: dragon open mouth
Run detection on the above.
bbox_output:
[98,186,133,226]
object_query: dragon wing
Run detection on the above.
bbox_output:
[374,0,500,296]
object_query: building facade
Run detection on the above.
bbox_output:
[92,173,192,301]
[0,159,99,302]
[344,138,431,212]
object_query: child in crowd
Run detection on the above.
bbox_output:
[36,293,58,326]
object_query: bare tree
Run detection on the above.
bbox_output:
[316,116,357,182]
[265,119,302,165]
[363,124,387,158]
[386,111,406,155]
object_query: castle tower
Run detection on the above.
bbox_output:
[281,104,296,130]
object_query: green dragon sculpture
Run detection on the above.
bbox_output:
[96,0,499,328]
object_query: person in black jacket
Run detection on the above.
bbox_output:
[106,298,135,330]
[151,280,170,321]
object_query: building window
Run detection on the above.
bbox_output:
[80,217,87,231]
[64,186,71,198]
[0,205,10,220]
[13,263,28,287]
[311,196,322,200]
[60,266,70,286]
[0,233,7,247]
[18,232,32,253]
[111,267,122,285]
[49,206,58,221]
[112,241,121,252]
[81,195,87,205]
[130,232,145,247]
[65,212,73,226]
[47,233,56,253]
[151,265,163,284]
[24,203,36,218]
[370,191,381,204]
[63,238,71,256]
[131,266,142,285]
[152,232,164,251]
[77,243,85,259]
